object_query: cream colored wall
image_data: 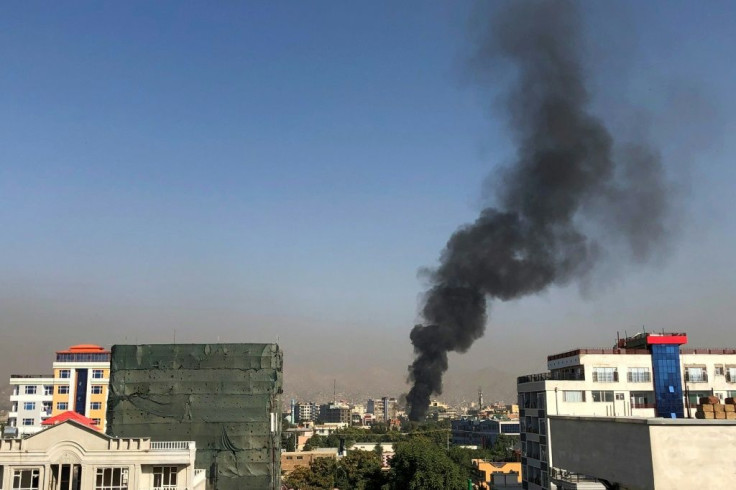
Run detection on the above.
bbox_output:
[649,424,736,489]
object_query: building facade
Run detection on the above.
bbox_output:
[50,344,111,432]
[7,375,55,436]
[0,419,206,490]
[452,418,521,448]
[517,332,736,490]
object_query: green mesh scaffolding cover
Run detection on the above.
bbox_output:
[107,343,282,490]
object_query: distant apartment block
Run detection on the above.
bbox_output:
[7,344,111,435]
[319,402,350,424]
[7,375,54,435]
[517,332,736,490]
[366,397,398,423]
[295,401,319,422]
[452,418,520,448]
[51,344,111,432]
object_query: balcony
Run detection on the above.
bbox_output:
[150,441,193,451]
[592,371,618,383]
[684,372,708,383]
[518,371,585,384]
[631,403,656,409]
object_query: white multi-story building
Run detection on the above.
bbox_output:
[517,332,736,490]
[8,375,55,436]
[0,418,206,490]
[295,402,319,422]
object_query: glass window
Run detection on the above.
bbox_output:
[715,365,725,376]
[91,402,102,410]
[627,367,651,383]
[591,391,614,402]
[95,468,129,490]
[92,370,104,379]
[153,467,178,488]
[24,386,37,395]
[592,367,618,383]
[58,386,69,394]
[685,366,707,382]
[24,402,36,411]
[562,390,585,402]
[57,402,68,411]
[13,469,40,489]
[91,385,104,394]
[42,401,52,413]
[22,418,34,426]
[43,385,54,395]
[59,370,71,379]
[727,367,736,382]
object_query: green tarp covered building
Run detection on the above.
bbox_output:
[106,343,282,490]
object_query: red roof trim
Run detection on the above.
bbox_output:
[41,411,101,431]
[56,344,110,354]
[647,335,688,345]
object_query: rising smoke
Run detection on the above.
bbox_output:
[407,0,670,421]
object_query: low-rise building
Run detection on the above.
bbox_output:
[0,419,206,490]
[281,448,338,475]
[351,442,394,467]
[452,418,520,448]
[472,460,522,489]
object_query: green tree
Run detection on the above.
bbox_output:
[388,436,465,490]
[338,450,387,490]
[488,434,519,462]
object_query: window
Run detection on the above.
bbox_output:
[23,402,36,411]
[615,393,625,400]
[627,367,651,383]
[91,402,102,410]
[95,468,128,490]
[153,467,177,489]
[592,367,618,382]
[59,370,71,379]
[43,385,53,395]
[715,365,725,376]
[42,402,52,413]
[91,385,104,394]
[58,386,69,394]
[22,418,34,426]
[591,391,614,402]
[685,366,707,382]
[92,370,104,379]
[727,367,736,383]
[92,419,101,426]
[562,390,585,402]
[57,402,68,411]
[631,391,655,408]
[13,469,40,489]
[24,386,36,395]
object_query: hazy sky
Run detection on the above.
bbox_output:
[1,1,735,395]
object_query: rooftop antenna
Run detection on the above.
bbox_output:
[333,379,337,404]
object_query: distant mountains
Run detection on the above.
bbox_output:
[282,364,517,408]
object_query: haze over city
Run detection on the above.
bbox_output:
[1,1,735,405]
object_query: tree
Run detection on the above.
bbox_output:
[488,434,519,462]
[338,450,387,490]
[388,436,466,490]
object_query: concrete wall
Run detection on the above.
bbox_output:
[649,423,736,488]
[550,416,736,490]
[549,417,655,490]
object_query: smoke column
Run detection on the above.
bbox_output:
[407,0,670,421]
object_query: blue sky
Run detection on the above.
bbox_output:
[1,1,735,391]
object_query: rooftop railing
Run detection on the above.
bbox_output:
[150,441,192,451]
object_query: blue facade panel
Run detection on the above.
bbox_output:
[651,344,685,418]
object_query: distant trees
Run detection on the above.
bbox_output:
[283,451,386,490]
[387,436,466,490]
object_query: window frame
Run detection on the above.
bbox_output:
[90,402,102,410]
[22,418,34,426]
[57,402,68,411]
[58,369,71,379]
[95,467,129,490]
[23,402,36,411]
[153,466,178,489]
[43,385,54,396]
[91,385,104,394]
[24,386,37,395]
[58,385,69,395]
[13,468,40,490]
[562,390,586,402]
[591,390,614,403]
[592,367,618,383]
[92,369,104,379]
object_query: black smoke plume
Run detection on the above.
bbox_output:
[407,0,670,421]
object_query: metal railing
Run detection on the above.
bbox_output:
[684,372,708,383]
[150,441,191,450]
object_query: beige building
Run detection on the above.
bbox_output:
[281,448,338,475]
[0,419,206,490]
[549,415,736,489]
